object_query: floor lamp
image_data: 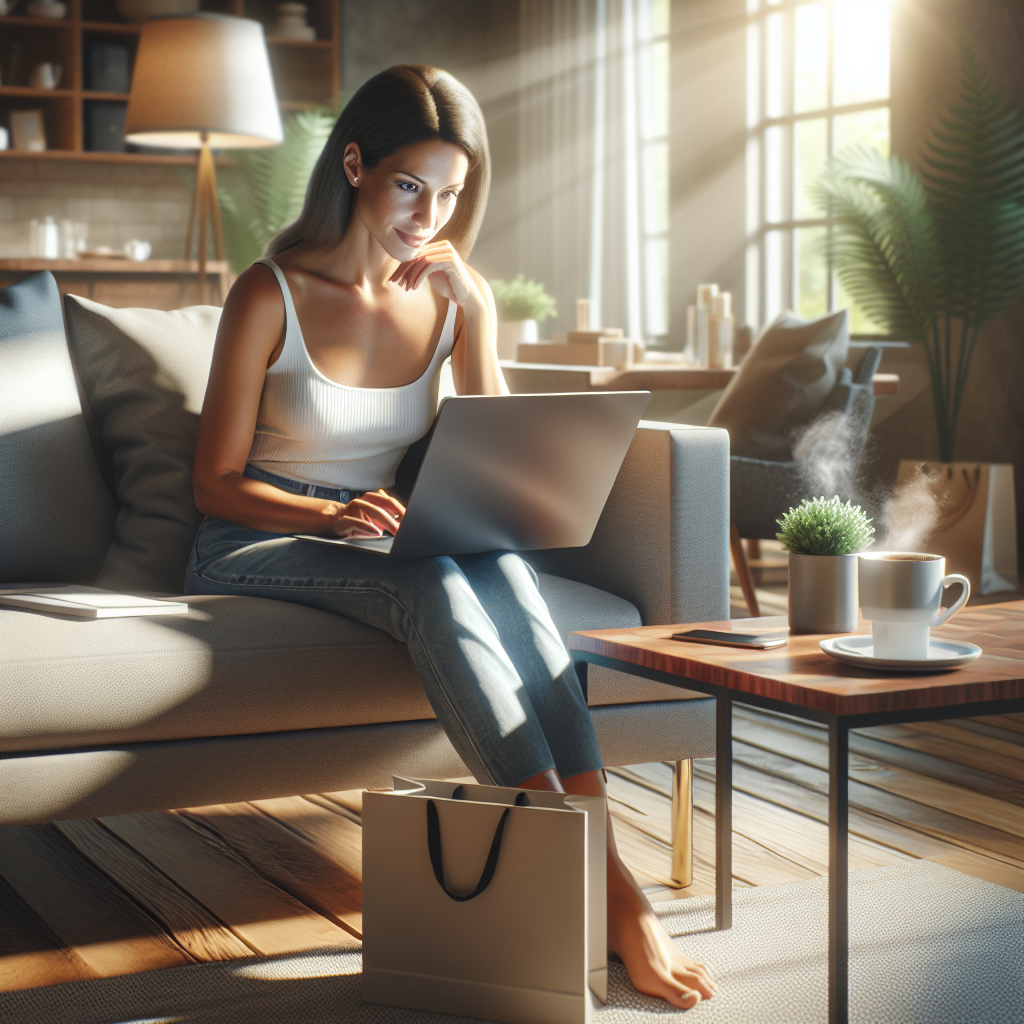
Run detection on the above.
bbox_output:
[125,14,282,302]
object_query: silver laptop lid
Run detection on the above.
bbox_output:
[389,391,650,558]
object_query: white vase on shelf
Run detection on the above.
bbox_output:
[271,2,316,40]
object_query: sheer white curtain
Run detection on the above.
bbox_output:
[515,0,667,342]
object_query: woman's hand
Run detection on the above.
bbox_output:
[326,489,407,538]
[390,240,486,319]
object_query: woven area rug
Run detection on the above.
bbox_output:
[2,862,1021,1024]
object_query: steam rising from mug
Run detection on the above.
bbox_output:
[790,411,944,552]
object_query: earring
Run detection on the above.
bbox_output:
[353,177,359,184]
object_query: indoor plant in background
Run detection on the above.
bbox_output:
[811,37,1024,594]
[219,107,336,274]
[490,274,557,360]
[778,496,875,634]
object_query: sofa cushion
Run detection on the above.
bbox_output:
[707,309,849,461]
[1,272,116,585]
[63,296,221,594]
[1,573,688,755]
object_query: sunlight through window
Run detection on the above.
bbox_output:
[747,0,892,333]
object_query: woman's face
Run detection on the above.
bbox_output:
[345,139,469,261]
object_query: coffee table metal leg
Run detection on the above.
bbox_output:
[716,696,732,930]
[829,719,849,1024]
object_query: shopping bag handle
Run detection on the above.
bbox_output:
[426,791,529,902]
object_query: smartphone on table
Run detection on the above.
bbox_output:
[670,629,787,650]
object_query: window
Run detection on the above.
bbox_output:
[636,0,671,341]
[746,0,891,333]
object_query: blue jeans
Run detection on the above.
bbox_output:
[185,517,605,787]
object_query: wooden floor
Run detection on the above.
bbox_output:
[1,705,1021,995]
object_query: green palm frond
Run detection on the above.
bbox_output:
[218,108,336,273]
[922,40,1024,325]
[811,35,1024,462]
[810,148,941,340]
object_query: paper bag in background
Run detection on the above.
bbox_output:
[362,778,606,1024]
[896,461,1019,595]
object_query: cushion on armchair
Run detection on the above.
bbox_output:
[64,296,221,593]
[707,309,849,461]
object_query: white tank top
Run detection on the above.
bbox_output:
[246,257,457,490]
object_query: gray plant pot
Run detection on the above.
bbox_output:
[788,552,859,634]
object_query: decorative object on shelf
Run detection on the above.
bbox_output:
[10,109,46,152]
[0,0,16,16]
[778,496,874,634]
[686,282,736,368]
[0,127,8,151]
[85,40,132,94]
[77,246,128,258]
[270,2,316,40]
[598,337,631,370]
[708,290,734,369]
[490,274,557,361]
[58,218,88,259]
[516,329,644,367]
[219,107,334,273]
[125,14,282,299]
[858,551,971,661]
[124,239,152,261]
[29,217,60,259]
[115,0,199,24]
[894,460,1018,595]
[811,37,1024,464]
[29,62,61,89]
[85,100,127,152]
[25,0,65,17]
[2,40,22,88]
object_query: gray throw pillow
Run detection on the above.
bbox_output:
[64,295,221,594]
[707,309,849,461]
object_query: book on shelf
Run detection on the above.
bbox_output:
[0,586,189,619]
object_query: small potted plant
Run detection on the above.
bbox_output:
[777,496,875,634]
[490,275,557,360]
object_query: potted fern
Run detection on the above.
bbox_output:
[490,275,557,360]
[778,497,875,634]
[218,107,336,273]
[811,41,1024,464]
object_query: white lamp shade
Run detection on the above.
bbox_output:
[125,14,283,149]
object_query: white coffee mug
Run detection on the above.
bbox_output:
[858,552,970,660]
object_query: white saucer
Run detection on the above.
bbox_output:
[819,635,982,672]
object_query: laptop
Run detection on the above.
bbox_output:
[294,391,650,558]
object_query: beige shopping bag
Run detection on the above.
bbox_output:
[896,461,1019,595]
[362,778,606,1024]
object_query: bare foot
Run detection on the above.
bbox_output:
[520,768,715,1008]
[607,854,715,1009]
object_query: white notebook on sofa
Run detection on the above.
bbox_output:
[0,586,188,619]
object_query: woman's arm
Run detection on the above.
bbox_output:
[193,266,402,536]
[391,241,509,397]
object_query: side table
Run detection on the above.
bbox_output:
[569,603,1024,1024]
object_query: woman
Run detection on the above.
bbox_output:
[188,64,714,1009]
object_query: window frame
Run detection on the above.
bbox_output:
[746,0,891,332]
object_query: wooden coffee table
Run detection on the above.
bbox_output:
[569,601,1024,1024]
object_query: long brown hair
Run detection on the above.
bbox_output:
[268,65,490,259]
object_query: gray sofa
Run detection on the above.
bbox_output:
[0,272,729,848]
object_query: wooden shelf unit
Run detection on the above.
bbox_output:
[0,0,340,164]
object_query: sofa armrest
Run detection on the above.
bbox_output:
[526,421,730,626]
